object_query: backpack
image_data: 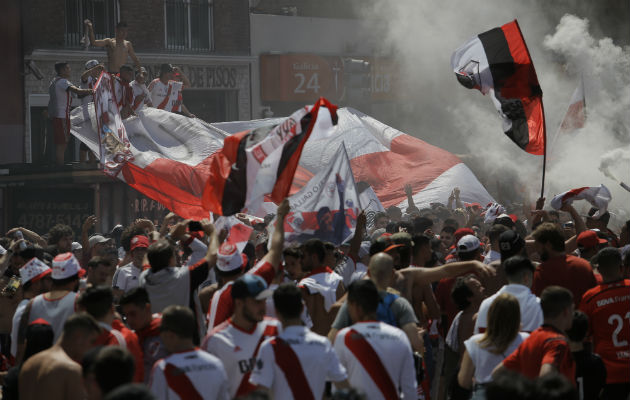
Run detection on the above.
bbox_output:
[376,292,399,327]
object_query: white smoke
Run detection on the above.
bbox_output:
[355,3,629,224]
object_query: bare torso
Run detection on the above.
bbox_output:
[106,39,132,73]
[19,346,84,400]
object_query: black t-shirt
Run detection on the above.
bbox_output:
[573,349,606,400]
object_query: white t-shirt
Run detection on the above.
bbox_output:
[10,299,29,357]
[250,325,347,400]
[130,80,152,111]
[112,262,143,293]
[149,348,230,400]
[48,77,73,118]
[147,78,183,112]
[298,267,344,312]
[483,250,501,265]
[334,321,417,400]
[474,284,543,334]
[464,332,529,383]
[334,255,368,288]
[28,291,77,342]
[202,317,280,398]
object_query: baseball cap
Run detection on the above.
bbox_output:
[454,228,475,244]
[231,274,273,300]
[499,230,525,255]
[89,235,112,248]
[71,242,82,251]
[494,213,515,228]
[217,242,246,273]
[85,59,100,70]
[130,235,150,252]
[359,241,371,259]
[457,234,480,254]
[52,252,82,280]
[577,230,607,249]
[19,258,52,285]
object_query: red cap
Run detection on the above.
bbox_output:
[130,235,150,251]
[577,230,607,249]
[454,228,474,243]
[29,318,50,326]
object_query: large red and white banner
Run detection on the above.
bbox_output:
[70,103,494,219]
[93,72,134,176]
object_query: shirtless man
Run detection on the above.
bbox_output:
[85,20,141,73]
[19,312,101,400]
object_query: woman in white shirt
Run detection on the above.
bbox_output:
[457,293,529,399]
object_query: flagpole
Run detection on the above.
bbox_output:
[540,99,547,199]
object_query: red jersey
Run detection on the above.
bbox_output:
[112,319,145,383]
[579,279,630,383]
[503,324,575,382]
[532,254,597,306]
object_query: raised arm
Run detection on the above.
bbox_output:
[403,260,494,287]
[202,219,218,265]
[348,211,366,261]
[173,66,191,88]
[560,203,586,253]
[263,199,290,270]
[85,20,110,47]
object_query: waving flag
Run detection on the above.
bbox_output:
[271,143,361,245]
[202,98,338,216]
[93,72,134,176]
[70,104,494,220]
[558,79,585,133]
[213,216,254,252]
[550,184,611,215]
[452,20,546,155]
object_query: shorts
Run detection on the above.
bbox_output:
[53,117,70,145]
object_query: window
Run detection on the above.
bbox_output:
[65,0,119,47]
[165,0,213,52]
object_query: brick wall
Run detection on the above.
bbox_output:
[119,0,164,51]
[213,0,249,55]
[22,0,66,52]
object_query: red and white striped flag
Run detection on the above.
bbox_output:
[559,79,585,133]
[550,184,611,215]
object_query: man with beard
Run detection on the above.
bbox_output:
[531,223,597,306]
[202,274,280,398]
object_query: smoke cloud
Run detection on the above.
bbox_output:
[356,1,629,224]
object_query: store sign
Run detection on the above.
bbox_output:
[145,65,240,89]
[11,188,94,234]
[260,54,399,102]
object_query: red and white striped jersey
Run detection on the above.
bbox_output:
[334,321,417,400]
[250,325,347,400]
[149,348,229,400]
[202,317,280,398]
[206,260,276,330]
[298,266,344,311]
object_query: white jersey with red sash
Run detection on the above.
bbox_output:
[202,317,280,398]
[334,321,417,400]
[298,266,343,312]
[149,348,229,400]
[206,259,276,330]
[147,78,183,112]
[250,325,347,400]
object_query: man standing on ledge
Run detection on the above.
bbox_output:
[85,20,141,73]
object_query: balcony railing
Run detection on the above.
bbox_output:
[65,0,119,48]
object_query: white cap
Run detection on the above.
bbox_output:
[216,242,245,272]
[19,258,51,285]
[71,242,82,251]
[359,241,371,259]
[52,252,82,280]
[89,235,112,248]
[85,59,100,69]
[457,234,480,254]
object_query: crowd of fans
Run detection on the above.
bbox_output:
[0,185,628,400]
